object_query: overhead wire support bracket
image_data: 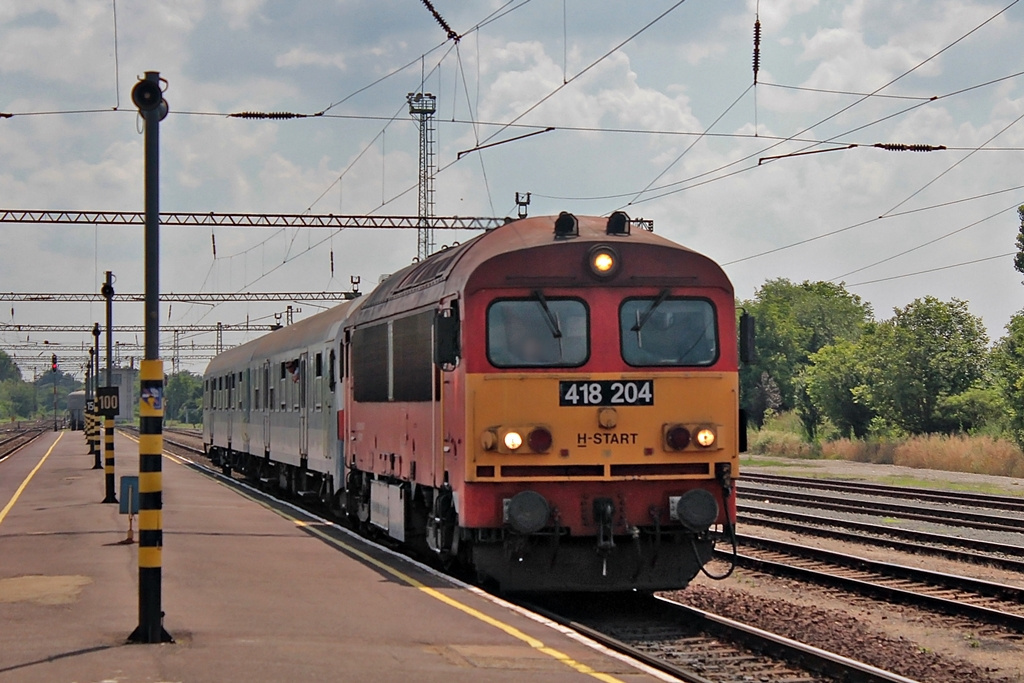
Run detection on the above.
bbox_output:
[759,142,946,165]
[457,127,555,159]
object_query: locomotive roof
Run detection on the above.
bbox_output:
[346,213,728,325]
[203,214,731,376]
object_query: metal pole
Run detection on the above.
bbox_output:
[102,274,117,504]
[89,346,100,469]
[128,71,172,645]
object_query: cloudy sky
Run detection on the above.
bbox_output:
[1,0,1022,377]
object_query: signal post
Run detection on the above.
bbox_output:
[127,71,172,644]
[100,272,118,504]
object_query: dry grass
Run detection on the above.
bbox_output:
[748,429,820,459]
[892,434,1024,478]
[819,434,1024,478]
[821,439,898,465]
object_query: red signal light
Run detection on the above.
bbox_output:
[528,427,553,453]
[666,425,691,451]
[51,354,58,373]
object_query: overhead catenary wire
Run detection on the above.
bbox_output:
[846,252,1017,288]
[831,201,1022,282]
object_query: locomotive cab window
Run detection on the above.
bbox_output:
[620,296,718,366]
[487,297,589,368]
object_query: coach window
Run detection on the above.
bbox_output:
[487,297,589,367]
[314,352,323,411]
[280,361,288,411]
[620,296,718,366]
[328,349,337,391]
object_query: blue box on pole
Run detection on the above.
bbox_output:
[119,476,139,515]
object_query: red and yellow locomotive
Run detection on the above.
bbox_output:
[206,212,745,592]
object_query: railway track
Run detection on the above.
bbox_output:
[0,423,47,463]
[742,472,1024,513]
[739,505,1024,574]
[725,534,1024,632]
[738,482,1024,534]
[135,426,922,682]
[522,592,916,683]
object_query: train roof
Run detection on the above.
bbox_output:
[347,213,730,325]
[203,298,358,378]
[202,214,732,375]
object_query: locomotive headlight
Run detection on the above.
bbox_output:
[695,427,717,448]
[504,431,524,450]
[587,245,620,278]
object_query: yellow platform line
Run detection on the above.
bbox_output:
[121,432,624,682]
[0,432,64,527]
[292,517,624,683]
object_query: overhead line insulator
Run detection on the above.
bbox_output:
[753,19,762,84]
[874,143,948,152]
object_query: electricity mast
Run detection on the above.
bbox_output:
[408,92,437,261]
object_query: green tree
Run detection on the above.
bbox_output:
[1014,205,1024,278]
[863,297,988,434]
[805,338,876,438]
[0,379,35,419]
[739,279,873,430]
[0,350,21,383]
[992,310,1024,447]
[165,371,203,424]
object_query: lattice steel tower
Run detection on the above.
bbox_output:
[408,92,437,260]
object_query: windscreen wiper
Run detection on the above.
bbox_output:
[631,289,670,332]
[532,290,562,338]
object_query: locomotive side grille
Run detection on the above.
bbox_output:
[500,464,604,478]
[487,462,711,478]
[610,463,708,476]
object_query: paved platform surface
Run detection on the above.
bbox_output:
[0,430,662,683]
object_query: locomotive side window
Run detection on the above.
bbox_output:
[620,297,718,366]
[487,297,589,368]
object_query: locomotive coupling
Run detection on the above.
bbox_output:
[593,497,616,551]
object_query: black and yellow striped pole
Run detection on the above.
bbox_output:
[127,71,172,645]
[101,274,117,505]
[102,417,117,504]
[88,349,101,469]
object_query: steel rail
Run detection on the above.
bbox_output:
[739,506,1024,573]
[739,485,1024,533]
[520,594,918,683]
[743,472,1024,512]
[723,537,1024,632]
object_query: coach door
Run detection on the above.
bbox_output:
[299,352,309,459]
[262,361,271,454]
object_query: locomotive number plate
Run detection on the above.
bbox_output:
[559,380,653,406]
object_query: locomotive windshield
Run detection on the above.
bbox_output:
[620,297,717,366]
[487,298,588,367]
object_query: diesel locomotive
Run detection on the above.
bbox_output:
[204,212,748,591]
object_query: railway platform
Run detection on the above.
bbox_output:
[0,430,663,683]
